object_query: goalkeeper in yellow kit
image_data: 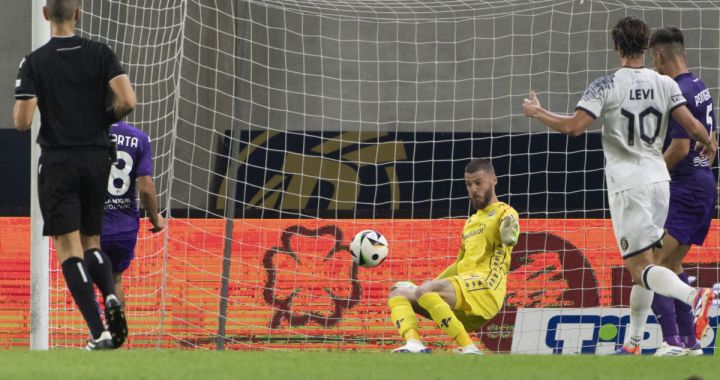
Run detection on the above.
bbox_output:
[388,158,519,354]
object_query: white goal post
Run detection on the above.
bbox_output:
[29,0,49,351]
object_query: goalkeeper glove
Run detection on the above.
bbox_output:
[500,215,519,246]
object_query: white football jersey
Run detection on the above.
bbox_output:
[576,68,686,194]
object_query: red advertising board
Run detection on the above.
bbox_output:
[1,217,718,351]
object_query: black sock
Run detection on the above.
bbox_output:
[83,249,116,301]
[61,257,104,339]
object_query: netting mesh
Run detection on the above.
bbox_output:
[29,0,720,351]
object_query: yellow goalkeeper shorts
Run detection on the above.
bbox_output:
[447,273,504,330]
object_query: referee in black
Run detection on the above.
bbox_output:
[14,0,134,350]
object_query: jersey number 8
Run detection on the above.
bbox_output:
[108,151,134,196]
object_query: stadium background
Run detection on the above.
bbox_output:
[0,0,719,354]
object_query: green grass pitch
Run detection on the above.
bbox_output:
[0,350,717,380]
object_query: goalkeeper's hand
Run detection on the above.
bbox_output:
[390,281,417,291]
[500,215,519,246]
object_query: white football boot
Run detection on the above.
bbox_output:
[391,340,431,353]
[653,342,687,357]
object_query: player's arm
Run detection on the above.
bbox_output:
[108,74,137,121]
[671,105,716,158]
[663,137,690,172]
[709,131,718,166]
[14,56,36,131]
[522,91,594,137]
[137,175,165,232]
[13,97,37,131]
[694,130,718,167]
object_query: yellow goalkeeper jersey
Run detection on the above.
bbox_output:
[437,201,519,292]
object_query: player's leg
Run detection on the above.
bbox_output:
[636,259,713,341]
[650,232,688,355]
[102,235,139,306]
[663,243,697,355]
[39,151,111,348]
[675,270,701,355]
[388,282,430,353]
[79,150,127,347]
[54,231,109,344]
[618,250,655,354]
[81,234,116,300]
[664,191,716,354]
[452,312,489,354]
[641,184,715,342]
[608,185,660,354]
[415,278,480,353]
[620,183,714,345]
[114,273,125,305]
[83,236,127,348]
[79,150,117,302]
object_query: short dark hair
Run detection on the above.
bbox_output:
[611,16,650,58]
[650,26,685,57]
[46,0,80,22]
[464,158,495,175]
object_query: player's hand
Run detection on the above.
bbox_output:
[522,91,541,118]
[500,215,520,246]
[696,138,718,163]
[149,214,166,233]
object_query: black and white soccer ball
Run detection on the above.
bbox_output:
[349,230,388,268]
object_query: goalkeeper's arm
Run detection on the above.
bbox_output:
[500,214,520,246]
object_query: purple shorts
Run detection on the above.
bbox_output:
[665,189,716,246]
[100,235,137,273]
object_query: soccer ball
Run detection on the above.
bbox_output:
[349,230,388,268]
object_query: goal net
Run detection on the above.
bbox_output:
[43,0,720,352]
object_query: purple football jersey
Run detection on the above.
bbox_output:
[664,72,717,246]
[663,72,716,196]
[102,121,154,237]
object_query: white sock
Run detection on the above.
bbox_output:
[98,330,112,341]
[106,294,119,304]
[643,265,697,305]
[627,285,653,347]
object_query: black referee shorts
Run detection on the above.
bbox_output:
[38,149,112,236]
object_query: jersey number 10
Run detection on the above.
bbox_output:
[620,106,662,146]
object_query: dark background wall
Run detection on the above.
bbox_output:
[0,130,30,215]
[0,0,31,130]
[0,1,31,214]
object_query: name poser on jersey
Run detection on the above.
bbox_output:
[111,133,139,148]
[695,88,711,106]
[629,89,654,100]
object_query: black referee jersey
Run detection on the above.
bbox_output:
[15,35,125,151]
